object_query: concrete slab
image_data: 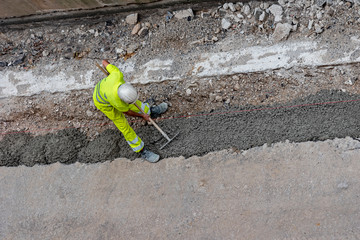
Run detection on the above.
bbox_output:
[1,138,360,239]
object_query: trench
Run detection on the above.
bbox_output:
[1,89,359,167]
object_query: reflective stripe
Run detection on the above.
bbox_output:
[136,102,149,114]
[127,136,139,145]
[96,93,108,104]
[132,141,144,152]
[96,82,110,104]
[104,93,108,99]
[140,103,146,112]
[97,82,109,103]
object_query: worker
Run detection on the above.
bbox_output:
[93,60,168,163]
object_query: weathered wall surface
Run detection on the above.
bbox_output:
[0,0,173,18]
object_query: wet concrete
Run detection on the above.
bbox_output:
[1,90,360,167]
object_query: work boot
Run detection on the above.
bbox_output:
[141,148,160,163]
[150,102,168,118]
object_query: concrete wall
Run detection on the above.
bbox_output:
[0,0,166,19]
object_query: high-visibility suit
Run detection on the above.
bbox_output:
[93,64,150,152]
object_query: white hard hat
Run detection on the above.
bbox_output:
[117,82,138,104]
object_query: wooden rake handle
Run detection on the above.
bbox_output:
[134,102,171,141]
[96,62,109,76]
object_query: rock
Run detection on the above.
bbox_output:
[272,23,292,42]
[292,24,298,31]
[35,31,43,38]
[126,13,138,25]
[0,61,8,67]
[165,11,173,22]
[74,28,86,35]
[278,0,287,6]
[234,83,241,91]
[344,78,355,85]
[215,96,223,102]
[315,23,324,33]
[316,11,323,19]
[86,110,93,117]
[261,2,270,9]
[308,19,314,29]
[235,2,242,11]
[13,55,25,66]
[131,23,141,35]
[200,11,211,18]
[215,28,221,34]
[268,4,283,22]
[42,50,50,57]
[223,3,229,10]
[221,18,232,30]
[126,44,139,54]
[138,27,149,37]
[219,9,227,17]
[237,13,244,19]
[259,11,267,22]
[233,16,242,23]
[232,75,240,81]
[225,99,231,104]
[186,89,192,96]
[209,93,216,102]
[115,48,125,55]
[212,36,219,42]
[254,8,263,21]
[242,4,251,15]
[174,9,194,19]
[228,3,236,12]
[316,0,327,7]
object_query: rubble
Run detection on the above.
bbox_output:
[174,9,194,19]
[126,44,139,54]
[42,50,49,57]
[272,23,292,42]
[138,27,149,37]
[268,4,283,22]
[228,3,236,12]
[1,0,360,89]
[242,4,251,16]
[126,13,138,25]
[221,18,232,30]
[314,23,324,33]
[131,23,141,35]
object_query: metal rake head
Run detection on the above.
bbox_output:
[160,132,180,150]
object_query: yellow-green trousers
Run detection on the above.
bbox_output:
[93,97,150,153]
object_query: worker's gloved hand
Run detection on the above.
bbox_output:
[142,114,151,122]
